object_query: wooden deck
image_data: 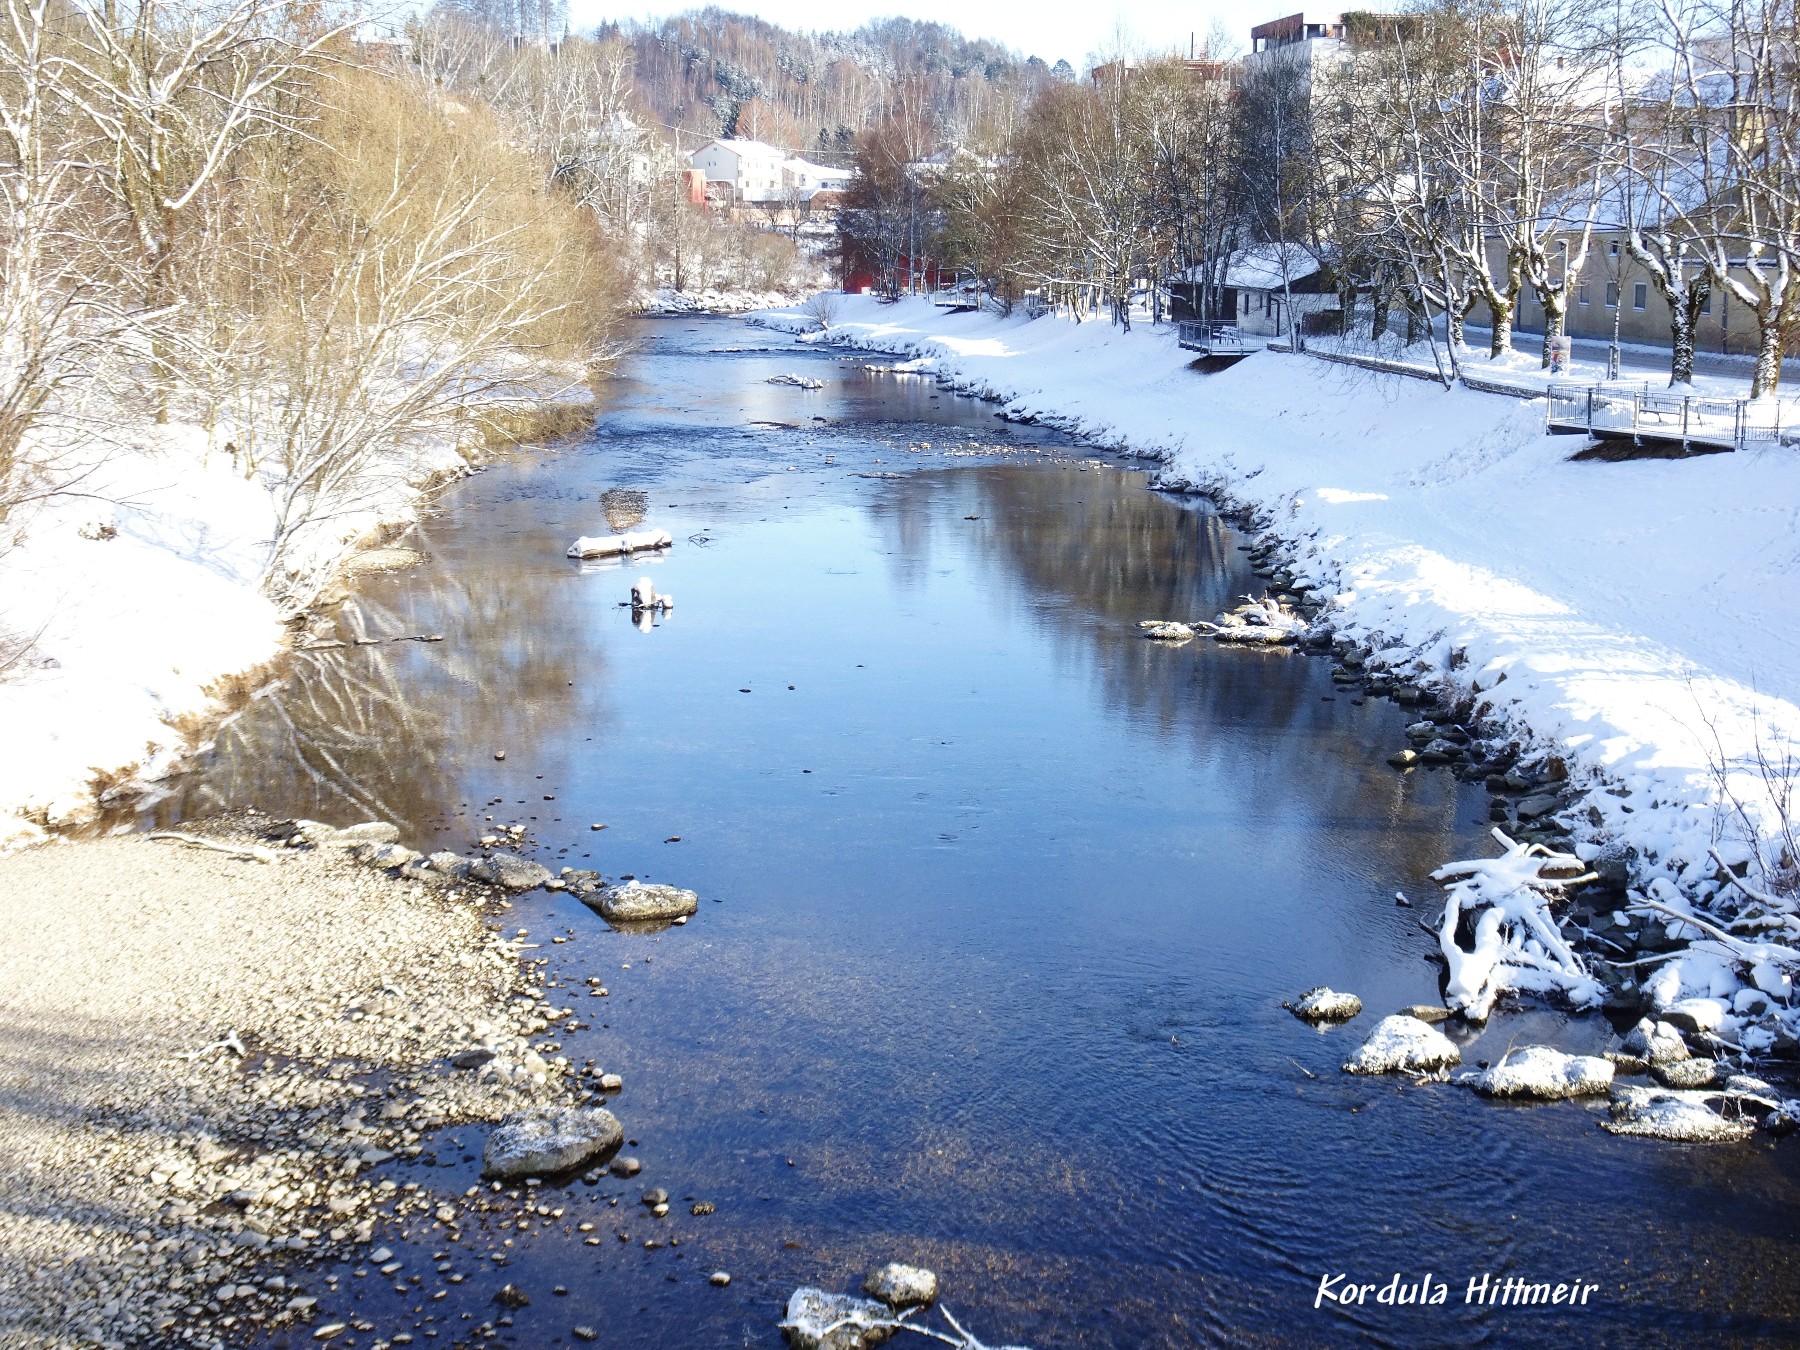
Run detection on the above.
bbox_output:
[1546,382,1788,452]
[1177,320,1248,357]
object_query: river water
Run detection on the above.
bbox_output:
[172,319,1800,1348]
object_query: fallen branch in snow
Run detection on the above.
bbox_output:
[1192,594,1309,646]
[1433,828,1602,1021]
[147,832,278,863]
[780,1289,1027,1350]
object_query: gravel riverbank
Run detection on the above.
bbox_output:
[0,815,594,1349]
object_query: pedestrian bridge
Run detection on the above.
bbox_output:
[1546,382,1789,452]
[1177,320,1248,358]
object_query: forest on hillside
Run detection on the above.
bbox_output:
[592,9,1070,160]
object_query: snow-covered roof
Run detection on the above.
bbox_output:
[1223,244,1320,291]
[691,138,787,164]
[783,157,851,181]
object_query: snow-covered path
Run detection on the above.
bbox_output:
[757,296,1800,910]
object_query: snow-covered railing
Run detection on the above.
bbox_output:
[1176,320,1248,356]
[1546,381,1787,451]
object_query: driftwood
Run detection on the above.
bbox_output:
[146,832,278,864]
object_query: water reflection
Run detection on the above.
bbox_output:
[155,318,1800,1350]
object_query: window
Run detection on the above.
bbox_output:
[1609,240,1620,257]
[1699,292,1712,315]
[1633,283,1648,310]
[1605,282,1619,308]
[1578,282,1590,305]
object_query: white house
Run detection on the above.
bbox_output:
[689,138,789,203]
[688,138,851,206]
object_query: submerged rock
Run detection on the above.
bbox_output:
[780,1288,894,1350]
[1603,1086,1753,1142]
[587,880,699,923]
[482,1107,622,1179]
[1285,987,1363,1023]
[1462,1046,1613,1099]
[863,1263,938,1308]
[1343,1015,1461,1075]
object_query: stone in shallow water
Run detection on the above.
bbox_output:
[863,1263,937,1307]
[1622,1017,1690,1066]
[482,1108,622,1179]
[1285,987,1363,1023]
[469,855,553,892]
[587,880,699,923]
[781,1288,894,1350]
[1653,1057,1718,1089]
[1462,1046,1612,1099]
[1343,1015,1461,1075]
[1603,1086,1752,1142]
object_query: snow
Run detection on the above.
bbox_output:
[1461,1045,1614,1098]
[1285,987,1364,1022]
[1603,1086,1755,1142]
[754,293,1800,1043]
[1343,1014,1462,1074]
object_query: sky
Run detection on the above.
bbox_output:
[567,0,1291,71]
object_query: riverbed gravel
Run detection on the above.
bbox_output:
[0,813,585,1349]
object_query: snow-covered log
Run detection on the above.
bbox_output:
[566,528,673,559]
[1433,828,1602,1022]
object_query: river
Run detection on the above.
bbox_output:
[166,318,1800,1348]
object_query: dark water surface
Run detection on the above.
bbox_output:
[172,320,1800,1348]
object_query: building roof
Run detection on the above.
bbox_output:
[1222,244,1321,291]
[691,138,787,164]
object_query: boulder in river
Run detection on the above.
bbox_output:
[1138,621,1195,642]
[863,1263,938,1308]
[587,880,699,923]
[482,1107,623,1179]
[1622,1017,1690,1066]
[1602,1086,1752,1142]
[780,1288,894,1350]
[1284,987,1363,1023]
[1343,1015,1461,1075]
[469,855,553,892]
[1461,1046,1613,1099]
[1653,1057,1719,1089]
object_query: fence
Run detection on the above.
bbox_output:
[1176,321,1248,356]
[1545,382,1785,451]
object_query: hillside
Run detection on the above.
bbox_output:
[598,8,1068,157]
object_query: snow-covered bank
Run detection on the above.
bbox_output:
[757,294,1800,1052]
[0,394,584,851]
[638,285,814,316]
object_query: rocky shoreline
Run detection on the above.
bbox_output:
[0,813,630,1349]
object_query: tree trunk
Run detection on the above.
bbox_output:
[1489,297,1513,359]
[1539,293,1566,369]
[1751,315,1783,398]
[1669,301,1697,386]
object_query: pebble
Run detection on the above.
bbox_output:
[710,1272,731,1287]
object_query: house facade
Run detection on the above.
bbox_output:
[689,139,852,211]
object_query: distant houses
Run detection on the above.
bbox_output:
[686,137,851,220]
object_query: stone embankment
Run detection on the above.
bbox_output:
[0,814,618,1349]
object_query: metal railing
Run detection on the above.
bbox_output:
[932,282,983,310]
[1177,320,1247,355]
[1546,382,1785,451]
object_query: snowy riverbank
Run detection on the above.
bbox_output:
[756,294,1800,1054]
[0,391,588,851]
